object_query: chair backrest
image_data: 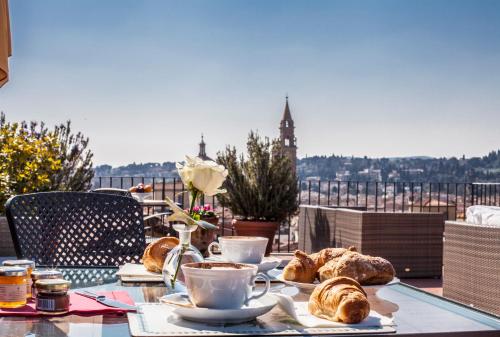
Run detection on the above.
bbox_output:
[5,192,146,267]
[91,188,132,197]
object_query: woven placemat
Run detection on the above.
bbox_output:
[128,303,396,336]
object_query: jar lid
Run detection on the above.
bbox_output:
[31,270,64,281]
[0,266,28,276]
[35,278,71,293]
[2,259,36,269]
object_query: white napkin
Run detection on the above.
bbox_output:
[116,263,163,280]
[274,293,394,328]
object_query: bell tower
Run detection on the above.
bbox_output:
[198,134,211,161]
[279,96,297,173]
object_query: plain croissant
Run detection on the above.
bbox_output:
[308,276,370,324]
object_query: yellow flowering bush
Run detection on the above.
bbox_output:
[0,119,62,212]
[0,113,95,213]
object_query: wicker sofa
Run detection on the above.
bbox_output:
[443,221,500,316]
[298,205,445,278]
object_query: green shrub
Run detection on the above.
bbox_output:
[216,131,298,222]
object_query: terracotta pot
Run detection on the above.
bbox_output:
[191,216,218,257]
[232,220,279,256]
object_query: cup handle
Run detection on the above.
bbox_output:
[246,272,271,304]
[207,242,220,258]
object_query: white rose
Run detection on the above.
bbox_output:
[176,156,228,196]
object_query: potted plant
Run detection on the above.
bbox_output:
[217,131,299,255]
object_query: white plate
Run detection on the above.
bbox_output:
[206,256,281,274]
[160,293,278,324]
[276,273,318,293]
[276,272,400,294]
[131,192,153,202]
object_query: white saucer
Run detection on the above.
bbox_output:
[206,256,281,273]
[276,272,400,294]
[160,293,278,324]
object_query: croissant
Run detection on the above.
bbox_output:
[324,251,395,285]
[282,250,318,283]
[142,236,179,273]
[318,259,343,282]
[311,246,357,268]
[309,276,370,324]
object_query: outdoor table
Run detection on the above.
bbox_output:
[0,267,499,337]
[139,200,169,208]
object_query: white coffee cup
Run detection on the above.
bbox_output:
[207,236,268,264]
[181,262,271,309]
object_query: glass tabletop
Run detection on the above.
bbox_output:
[0,267,498,337]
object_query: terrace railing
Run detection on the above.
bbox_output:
[94,177,500,252]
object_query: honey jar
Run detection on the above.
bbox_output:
[35,279,71,314]
[3,259,35,298]
[0,266,27,308]
[31,270,63,299]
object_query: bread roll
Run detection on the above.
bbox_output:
[142,237,179,273]
[282,250,318,283]
[308,276,370,324]
[327,251,395,285]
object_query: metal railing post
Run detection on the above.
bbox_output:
[162,178,166,200]
[327,180,331,206]
[318,180,321,205]
[365,182,369,209]
[337,181,341,207]
[347,181,350,207]
[356,181,359,206]
[308,181,312,205]
[402,182,406,213]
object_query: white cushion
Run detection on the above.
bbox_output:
[466,205,500,227]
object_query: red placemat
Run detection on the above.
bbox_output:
[0,291,135,317]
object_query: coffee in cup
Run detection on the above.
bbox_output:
[207,236,268,264]
[181,262,270,309]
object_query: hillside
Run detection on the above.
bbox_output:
[94,150,500,183]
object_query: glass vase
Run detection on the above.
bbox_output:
[162,224,204,290]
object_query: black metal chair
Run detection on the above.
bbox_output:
[5,192,146,267]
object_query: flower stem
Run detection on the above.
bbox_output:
[170,188,201,287]
[170,244,186,288]
[189,189,199,216]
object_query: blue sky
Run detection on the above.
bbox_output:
[1,0,499,165]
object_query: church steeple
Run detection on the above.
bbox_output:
[279,95,297,173]
[282,95,292,121]
[198,134,209,160]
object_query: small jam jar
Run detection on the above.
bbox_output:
[0,266,27,308]
[3,259,35,298]
[35,279,71,314]
[31,270,63,299]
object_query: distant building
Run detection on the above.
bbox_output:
[197,134,213,161]
[336,170,351,180]
[358,168,382,181]
[279,96,297,173]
